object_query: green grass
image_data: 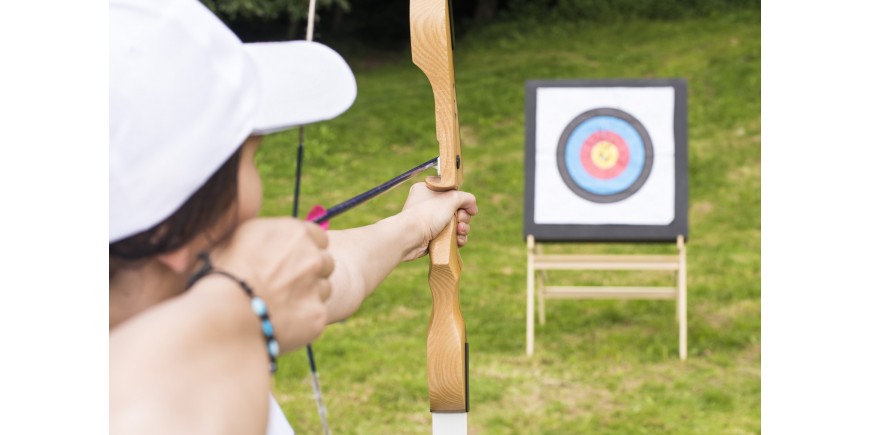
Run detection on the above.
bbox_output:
[257,9,760,434]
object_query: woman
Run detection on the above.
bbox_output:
[109,0,478,433]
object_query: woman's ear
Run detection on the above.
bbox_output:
[155,245,194,274]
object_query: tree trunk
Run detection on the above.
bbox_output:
[330,5,344,34]
[287,17,300,40]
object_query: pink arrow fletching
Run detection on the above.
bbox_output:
[306,205,329,230]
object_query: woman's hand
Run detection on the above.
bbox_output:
[207,218,334,353]
[399,182,479,262]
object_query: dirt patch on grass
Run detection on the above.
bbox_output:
[694,200,715,218]
[703,299,759,330]
[476,356,618,422]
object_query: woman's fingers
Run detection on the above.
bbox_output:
[211,217,338,352]
[318,249,335,277]
[453,192,479,217]
[304,221,329,248]
[457,221,470,236]
[457,234,468,247]
[456,210,471,247]
[317,251,334,301]
[318,279,333,302]
[457,209,471,224]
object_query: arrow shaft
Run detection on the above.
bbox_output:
[312,157,438,224]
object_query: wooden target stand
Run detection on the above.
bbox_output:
[525,234,687,360]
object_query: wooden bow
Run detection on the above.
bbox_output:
[410,0,468,433]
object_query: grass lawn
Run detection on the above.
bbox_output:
[256,9,760,434]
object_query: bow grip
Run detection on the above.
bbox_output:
[426,215,467,412]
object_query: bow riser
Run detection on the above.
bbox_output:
[410,0,468,420]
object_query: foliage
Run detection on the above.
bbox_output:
[205,0,760,44]
[201,0,349,26]
[256,9,760,434]
[504,0,761,20]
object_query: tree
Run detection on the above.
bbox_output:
[201,0,350,39]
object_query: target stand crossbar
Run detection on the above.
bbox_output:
[525,235,688,360]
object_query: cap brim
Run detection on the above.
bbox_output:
[244,41,357,135]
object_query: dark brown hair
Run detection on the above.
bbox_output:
[109,147,243,271]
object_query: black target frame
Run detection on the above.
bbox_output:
[524,79,688,242]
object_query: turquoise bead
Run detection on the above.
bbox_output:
[251,297,266,316]
[262,319,274,337]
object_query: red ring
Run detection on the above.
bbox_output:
[579,130,630,179]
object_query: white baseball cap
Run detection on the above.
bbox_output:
[110,0,356,243]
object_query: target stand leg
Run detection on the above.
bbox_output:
[526,235,536,356]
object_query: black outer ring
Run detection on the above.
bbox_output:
[555,107,655,203]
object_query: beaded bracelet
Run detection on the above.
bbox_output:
[187,252,279,374]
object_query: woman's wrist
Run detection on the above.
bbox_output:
[195,270,279,372]
[380,211,427,262]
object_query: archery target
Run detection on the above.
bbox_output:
[532,85,677,226]
[556,108,654,203]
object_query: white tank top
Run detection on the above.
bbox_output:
[266,393,295,435]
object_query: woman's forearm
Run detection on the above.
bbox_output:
[325,213,419,323]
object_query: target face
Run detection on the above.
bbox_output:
[556,108,654,203]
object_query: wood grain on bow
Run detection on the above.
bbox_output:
[410,0,469,428]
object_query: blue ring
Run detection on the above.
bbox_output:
[555,108,655,204]
[563,116,646,195]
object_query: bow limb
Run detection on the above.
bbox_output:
[410,0,468,432]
